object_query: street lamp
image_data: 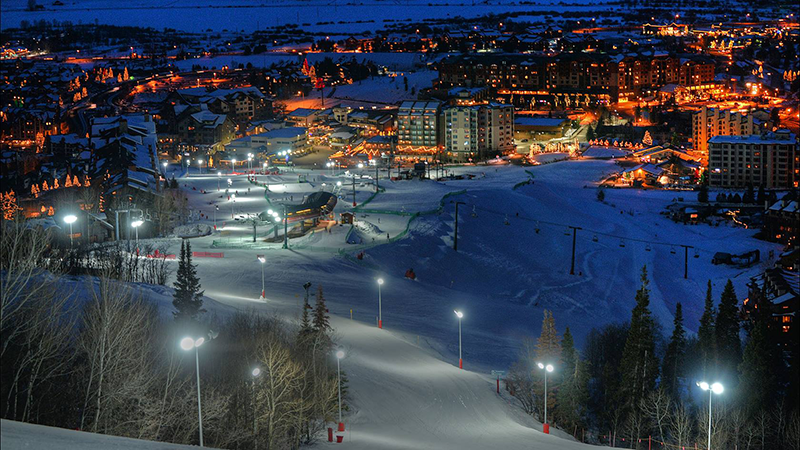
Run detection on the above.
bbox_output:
[180,337,206,447]
[377,278,384,329]
[131,220,143,246]
[251,367,261,450]
[162,160,168,175]
[697,381,724,450]
[230,194,236,219]
[336,350,345,433]
[231,158,237,174]
[197,159,203,175]
[63,214,77,248]
[257,256,266,299]
[537,362,554,434]
[217,171,222,191]
[454,310,463,369]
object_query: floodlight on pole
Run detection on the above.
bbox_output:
[251,367,260,449]
[131,220,143,246]
[377,278,384,329]
[180,336,206,447]
[454,310,463,369]
[217,171,222,191]
[336,350,345,433]
[231,158,236,174]
[63,214,77,248]
[537,362,554,433]
[697,381,724,450]
[197,159,203,175]
[257,255,266,299]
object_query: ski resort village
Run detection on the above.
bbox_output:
[1,0,799,449]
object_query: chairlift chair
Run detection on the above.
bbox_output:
[670,246,676,254]
[564,227,571,236]
[619,239,626,248]
[645,244,652,252]
[694,249,700,258]
[592,234,598,242]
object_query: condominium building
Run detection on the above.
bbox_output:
[444,103,514,161]
[708,130,797,189]
[692,107,759,156]
[397,101,441,152]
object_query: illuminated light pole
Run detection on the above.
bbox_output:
[336,350,345,432]
[217,171,222,191]
[454,310,463,369]
[377,278,384,329]
[131,220,143,246]
[213,205,218,230]
[162,161,168,176]
[251,367,261,450]
[248,154,253,172]
[197,159,203,175]
[537,362,554,434]
[63,214,77,249]
[180,337,206,447]
[231,194,236,219]
[257,255,266,299]
[231,158,237,174]
[697,381,724,450]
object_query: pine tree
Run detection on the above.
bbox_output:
[172,240,205,322]
[297,287,313,344]
[662,303,686,400]
[619,266,659,411]
[738,288,778,412]
[535,310,561,363]
[556,327,588,431]
[715,280,741,383]
[312,285,331,334]
[561,327,576,378]
[698,281,716,377]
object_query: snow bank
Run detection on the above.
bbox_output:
[173,223,213,238]
[0,419,216,450]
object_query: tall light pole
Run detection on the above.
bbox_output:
[697,381,724,450]
[213,205,218,230]
[63,214,77,249]
[454,310,463,369]
[131,220,143,246]
[197,159,203,175]
[336,350,345,432]
[180,337,206,447]
[162,161,168,176]
[231,158,237,174]
[248,154,253,172]
[377,278,384,329]
[217,171,222,191]
[231,194,236,219]
[537,362,554,434]
[258,256,266,299]
[251,367,261,450]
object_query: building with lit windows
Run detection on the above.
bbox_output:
[397,101,441,153]
[707,130,797,189]
[692,107,766,157]
[443,103,514,161]
[744,261,799,349]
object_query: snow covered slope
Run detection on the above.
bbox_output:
[0,419,218,450]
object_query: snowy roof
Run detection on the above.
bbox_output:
[709,131,797,145]
[515,117,568,128]
[287,108,319,118]
[264,127,307,139]
[768,200,799,214]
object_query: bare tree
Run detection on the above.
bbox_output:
[255,332,304,450]
[78,275,158,434]
[668,402,694,449]
[640,388,671,442]
[0,221,61,358]
[784,410,800,450]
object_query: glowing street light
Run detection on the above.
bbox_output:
[336,350,345,433]
[377,278,384,329]
[131,219,143,246]
[230,194,236,218]
[217,171,222,191]
[537,362,555,433]
[251,367,261,449]
[231,158,237,174]
[197,159,204,175]
[162,160,168,175]
[257,255,266,299]
[63,214,77,248]
[180,336,206,447]
[454,310,463,369]
[697,381,724,450]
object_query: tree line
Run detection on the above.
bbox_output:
[1,221,345,449]
[506,266,800,448]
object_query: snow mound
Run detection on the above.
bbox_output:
[0,419,216,450]
[173,223,212,238]
[355,220,383,236]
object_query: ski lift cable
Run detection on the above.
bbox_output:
[471,204,705,253]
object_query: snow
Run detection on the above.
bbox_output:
[12,159,780,449]
[0,419,219,450]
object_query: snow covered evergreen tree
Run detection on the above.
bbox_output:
[312,285,331,334]
[715,280,741,383]
[619,266,659,412]
[535,309,561,363]
[662,302,686,400]
[738,288,778,412]
[556,327,589,433]
[698,281,716,377]
[172,240,205,322]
